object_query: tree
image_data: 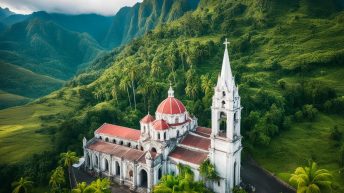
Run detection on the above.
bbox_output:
[199,159,220,182]
[153,164,210,193]
[72,182,87,193]
[289,161,332,193]
[49,166,65,193]
[11,177,33,193]
[60,151,79,189]
[200,74,214,97]
[84,178,111,193]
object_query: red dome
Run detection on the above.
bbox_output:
[152,120,169,130]
[156,97,186,114]
[140,114,155,123]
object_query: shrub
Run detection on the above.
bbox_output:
[330,125,342,141]
[302,104,318,121]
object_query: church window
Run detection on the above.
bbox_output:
[119,141,123,145]
[158,133,160,140]
[129,170,133,178]
[223,91,226,97]
[158,167,162,179]
[151,147,157,153]
[219,112,227,137]
[127,142,131,147]
[99,136,102,140]
[105,137,109,142]
[140,146,144,151]
[175,117,179,123]
[221,101,225,108]
[177,130,180,138]
[164,132,166,140]
[218,181,220,186]
[113,139,116,144]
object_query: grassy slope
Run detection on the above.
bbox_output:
[0,89,78,164]
[0,90,31,109]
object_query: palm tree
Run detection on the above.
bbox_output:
[11,177,33,193]
[60,151,79,189]
[185,83,198,99]
[72,182,87,193]
[289,161,333,193]
[119,76,132,108]
[200,74,214,96]
[49,166,65,193]
[84,178,111,193]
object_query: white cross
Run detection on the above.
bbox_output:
[223,38,230,49]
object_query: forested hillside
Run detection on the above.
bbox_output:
[0,0,199,109]
[0,0,343,192]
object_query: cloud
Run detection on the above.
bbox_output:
[0,0,142,16]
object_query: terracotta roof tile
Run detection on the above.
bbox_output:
[152,119,169,130]
[87,140,149,163]
[157,97,186,114]
[180,134,210,151]
[95,123,140,141]
[195,126,212,137]
[169,146,208,165]
[140,114,155,123]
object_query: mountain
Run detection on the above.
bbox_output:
[0,7,14,20]
[27,11,112,43]
[1,0,343,192]
[103,0,200,48]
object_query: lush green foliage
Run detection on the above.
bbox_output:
[0,0,344,192]
[11,177,33,193]
[49,166,65,193]
[290,161,333,193]
[199,159,220,182]
[153,164,210,193]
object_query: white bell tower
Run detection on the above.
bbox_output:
[210,39,242,193]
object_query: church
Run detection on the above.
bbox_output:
[82,40,242,193]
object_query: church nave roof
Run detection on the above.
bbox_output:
[95,123,140,141]
[169,146,208,165]
[180,134,211,151]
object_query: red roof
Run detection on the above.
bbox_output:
[156,97,186,114]
[87,140,149,163]
[95,123,140,141]
[169,146,208,165]
[140,114,155,123]
[152,119,169,130]
[180,134,210,151]
[195,127,212,137]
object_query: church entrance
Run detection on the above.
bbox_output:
[139,169,148,188]
[219,112,227,137]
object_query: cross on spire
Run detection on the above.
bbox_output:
[223,38,230,49]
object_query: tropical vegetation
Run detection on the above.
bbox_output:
[11,177,33,193]
[0,0,343,192]
[153,164,210,193]
[289,161,333,193]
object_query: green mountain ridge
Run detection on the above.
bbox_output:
[0,0,344,192]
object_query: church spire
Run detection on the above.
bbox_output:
[220,38,233,87]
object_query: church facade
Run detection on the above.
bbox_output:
[82,40,242,193]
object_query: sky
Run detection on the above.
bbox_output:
[0,0,143,16]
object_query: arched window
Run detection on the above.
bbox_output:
[104,159,109,172]
[223,91,226,97]
[158,167,162,180]
[221,101,226,108]
[119,141,123,145]
[164,132,166,140]
[151,147,157,153]
[113,139,116,144]
[105,137,109,142]
[158,133,160,140]
[127,142,131,147]
[177,130,180,138]
[219,112,227,137]
[99,136,102,140]
[140,146,144,151]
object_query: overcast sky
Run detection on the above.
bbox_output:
[0,0,143,16]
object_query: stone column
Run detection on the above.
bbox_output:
[119,159,124,184]
[132,163,137,190]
